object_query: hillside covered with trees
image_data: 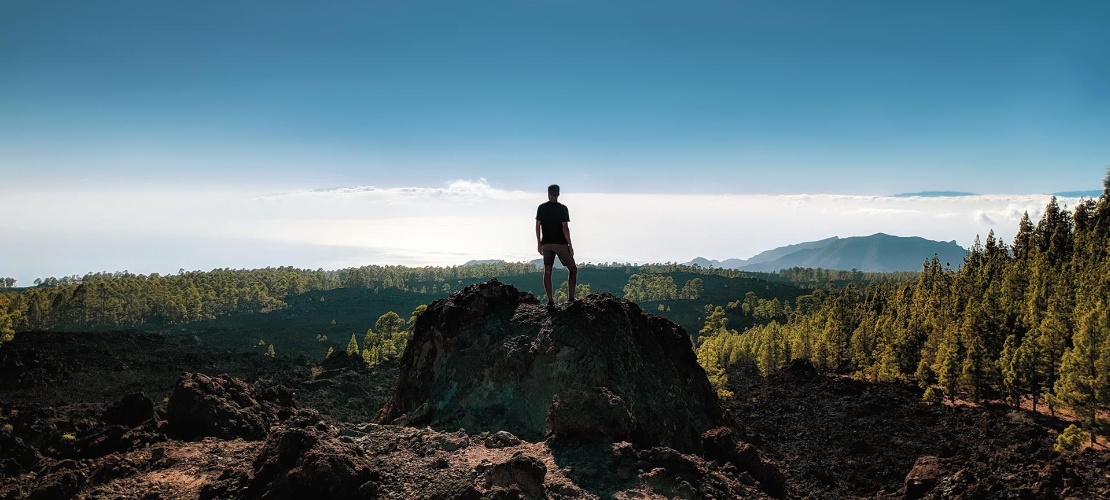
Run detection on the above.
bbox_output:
[698,174,1110,444]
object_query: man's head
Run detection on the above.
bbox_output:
[548,184,560,201]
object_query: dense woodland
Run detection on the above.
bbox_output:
[0,262,538,334]
[698,176,1110,441]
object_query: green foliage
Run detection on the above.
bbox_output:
[554,281,591,303]
[265,344,276,358]
[623,274,677,301]
[0,293,19,346]
[699,305,729,339]
[1054,424,1092,452]
[325,346,334,358]
[679,278,703,300]
[1054,304,1110,428]
[363,309,416,366]
[2,262,539,332]
[922,387,943,404]
[693,175,1110,437]
[346,334,360,356]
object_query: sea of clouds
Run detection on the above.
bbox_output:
[0,179,1089,284]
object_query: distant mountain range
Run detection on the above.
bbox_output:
[688,233,968,273]
[889,190,1102,198]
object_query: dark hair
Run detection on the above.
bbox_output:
[548,184,560,197]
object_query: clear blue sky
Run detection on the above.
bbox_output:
[2,0,1108,194]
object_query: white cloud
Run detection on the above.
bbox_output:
[0,180,1088,284]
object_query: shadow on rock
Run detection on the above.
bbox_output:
[377,279,722,453]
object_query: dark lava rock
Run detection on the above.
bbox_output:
[482,451,547,498]
[166,373,295,440]
[702,426,785,498]
[246,411,380,500]
[102,392,155,428]
[319,350,365,372]
[0,430,43,476]
[903,455,946,499]
[376,280,722,452]
[483,430,523,449]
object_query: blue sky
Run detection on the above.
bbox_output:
[1,1,1109,281]
[3,0,1107,194]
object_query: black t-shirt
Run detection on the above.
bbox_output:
[536,201,570,245]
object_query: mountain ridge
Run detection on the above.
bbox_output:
[689,233,966,273]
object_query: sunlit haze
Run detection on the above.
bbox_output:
[2,1,1108,283]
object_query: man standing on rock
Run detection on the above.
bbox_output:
[536,184,577,306]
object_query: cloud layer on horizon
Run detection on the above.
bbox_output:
[0,179,1092,284]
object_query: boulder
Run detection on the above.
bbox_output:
[248,411,380,500]
[376,280,722,452]
[101,392,155,428]
[166,373,295,440]
[701,426,785,498]
[904,455,946,499]
[482,451,548,498]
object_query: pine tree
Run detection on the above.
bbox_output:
[347,333,359,356]
[1055,304,1110,440]
[699,306,729,341]
[934,324,963,403]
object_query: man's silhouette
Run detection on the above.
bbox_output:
[536,184,577,306]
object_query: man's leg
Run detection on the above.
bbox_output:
[543,266,554,305]
[567,264,578,301]
[542,246,556,305]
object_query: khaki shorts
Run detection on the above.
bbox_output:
[541,244,576,268]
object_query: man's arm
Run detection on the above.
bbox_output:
[536,220,543,255]
[562,222,573,255]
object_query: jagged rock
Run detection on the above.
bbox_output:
[786,358,818,378]
[320,351,364,372]
[701,426,786,498]
[484,431,522,449]
[247,410,380,500]
[482,451,547,498]
[27,459,85,500]
[0,430,43,476]
[376,280,722,452]
[101,392,155,428]
[165,373,295,440]
[904,455,946,499]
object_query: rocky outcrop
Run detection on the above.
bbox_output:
[166,373,295,440]
[245,411,381,500]
[377,280,722,452]
[480,451,547,498]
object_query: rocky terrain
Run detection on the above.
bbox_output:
[1,280,1108,498]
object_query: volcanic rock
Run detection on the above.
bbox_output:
[165,373,295,440]
[904,455,946,499]
[482,451,548,498]
[702,426,785,498]
[376,279,722,452]
[101,393,155,428]
[246,410,380,500]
